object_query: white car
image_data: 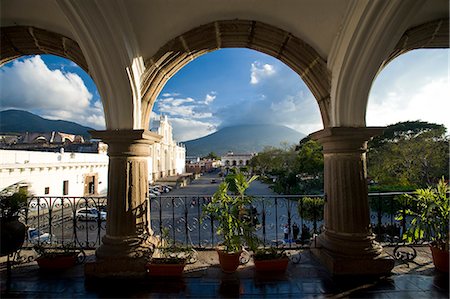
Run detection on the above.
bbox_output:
[27,228,55,244]
[150,188,161,196]
[76,208,106,221]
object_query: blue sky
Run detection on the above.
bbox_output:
[0,48,448,142]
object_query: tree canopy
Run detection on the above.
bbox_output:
[202,152,220,160]
[367,121,448,189]
[249,139,324,194]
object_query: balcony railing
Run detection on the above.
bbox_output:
[21,196,107,249]
[16,192,419,251]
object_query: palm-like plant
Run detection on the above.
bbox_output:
[396,178,449,251]
[203,171,258,252]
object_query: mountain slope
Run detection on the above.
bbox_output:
[184,124,305,157]
[0,110,94,139]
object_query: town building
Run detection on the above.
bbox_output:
[0,115,185,193]
[149,114,186,183]
[185,158,221,174]
[221,152,256,168]
[0,149,109,197]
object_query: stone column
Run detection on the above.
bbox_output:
[310,127,394,275]
[85,129,161,278]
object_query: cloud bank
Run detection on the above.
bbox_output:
[0,55,105,129]
[367,49,449,131]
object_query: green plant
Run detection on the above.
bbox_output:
[153,228,194,264]
[33,242,80,258]
[203,171,257,253]
[253,247,287,261]
[0,189,28,220]
[298,197,324,233]
[396,178,449,251]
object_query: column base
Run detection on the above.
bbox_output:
[85,235,159,279]
[310,235,395,276]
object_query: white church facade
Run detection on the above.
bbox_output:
[149,115,186,183]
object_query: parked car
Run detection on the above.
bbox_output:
[75,208,106,221]
[150,189,161,196]
[162,185,173,192]
[27,228,55,244]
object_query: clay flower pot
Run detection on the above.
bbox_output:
[146,258,186,277]
[254,257,289,272]
[430,245,449,272]
[217,249,242,273]
[36,253,78,270]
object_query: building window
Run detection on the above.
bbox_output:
[84,175,97,196]
[63,180,69,195]
[88,181,95,195]
[44,187,50,195]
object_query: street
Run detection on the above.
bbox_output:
[150,171,303,248]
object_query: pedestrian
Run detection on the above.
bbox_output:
[292,222,299,240]
[283,224,289,240]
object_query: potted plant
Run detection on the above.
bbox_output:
[145,228,195,277]
[203,171,257,273]
[252,247,289,272]
[243,211,289,273]
[34,243,81,270]
[0,189,28,256]
[396,178,449,272]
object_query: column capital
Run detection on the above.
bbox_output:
[309,127,385,153]
[89,129,162,145]
[90,129,162,157]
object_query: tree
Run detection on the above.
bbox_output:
[296,138,323,177]
[295,138,324,194]
[202,152,220,160]
[367,121,448,189]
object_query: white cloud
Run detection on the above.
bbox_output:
[367,49,449,131]
[367,78,449,129]
[162,92,180,97]
[160,97,195,107]
[169,117,217,141]
[217,90,323,136]
[204,93,216,105]
[0,55,105,129]
[156,92,215,120]
[250,62,276,84]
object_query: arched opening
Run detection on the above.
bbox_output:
[141,20,331,130]
[0,29,107,200]
[364,18,449,243]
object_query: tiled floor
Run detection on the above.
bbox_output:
[1,247,448,298]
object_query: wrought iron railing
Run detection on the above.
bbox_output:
[20,196,107,249]
[150,195,323,249]
[17,192,420,250]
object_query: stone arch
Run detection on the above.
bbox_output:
[333,18,449,128]
[384,19,449,68]
[141,20,331,129]
[0,26,89,73]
